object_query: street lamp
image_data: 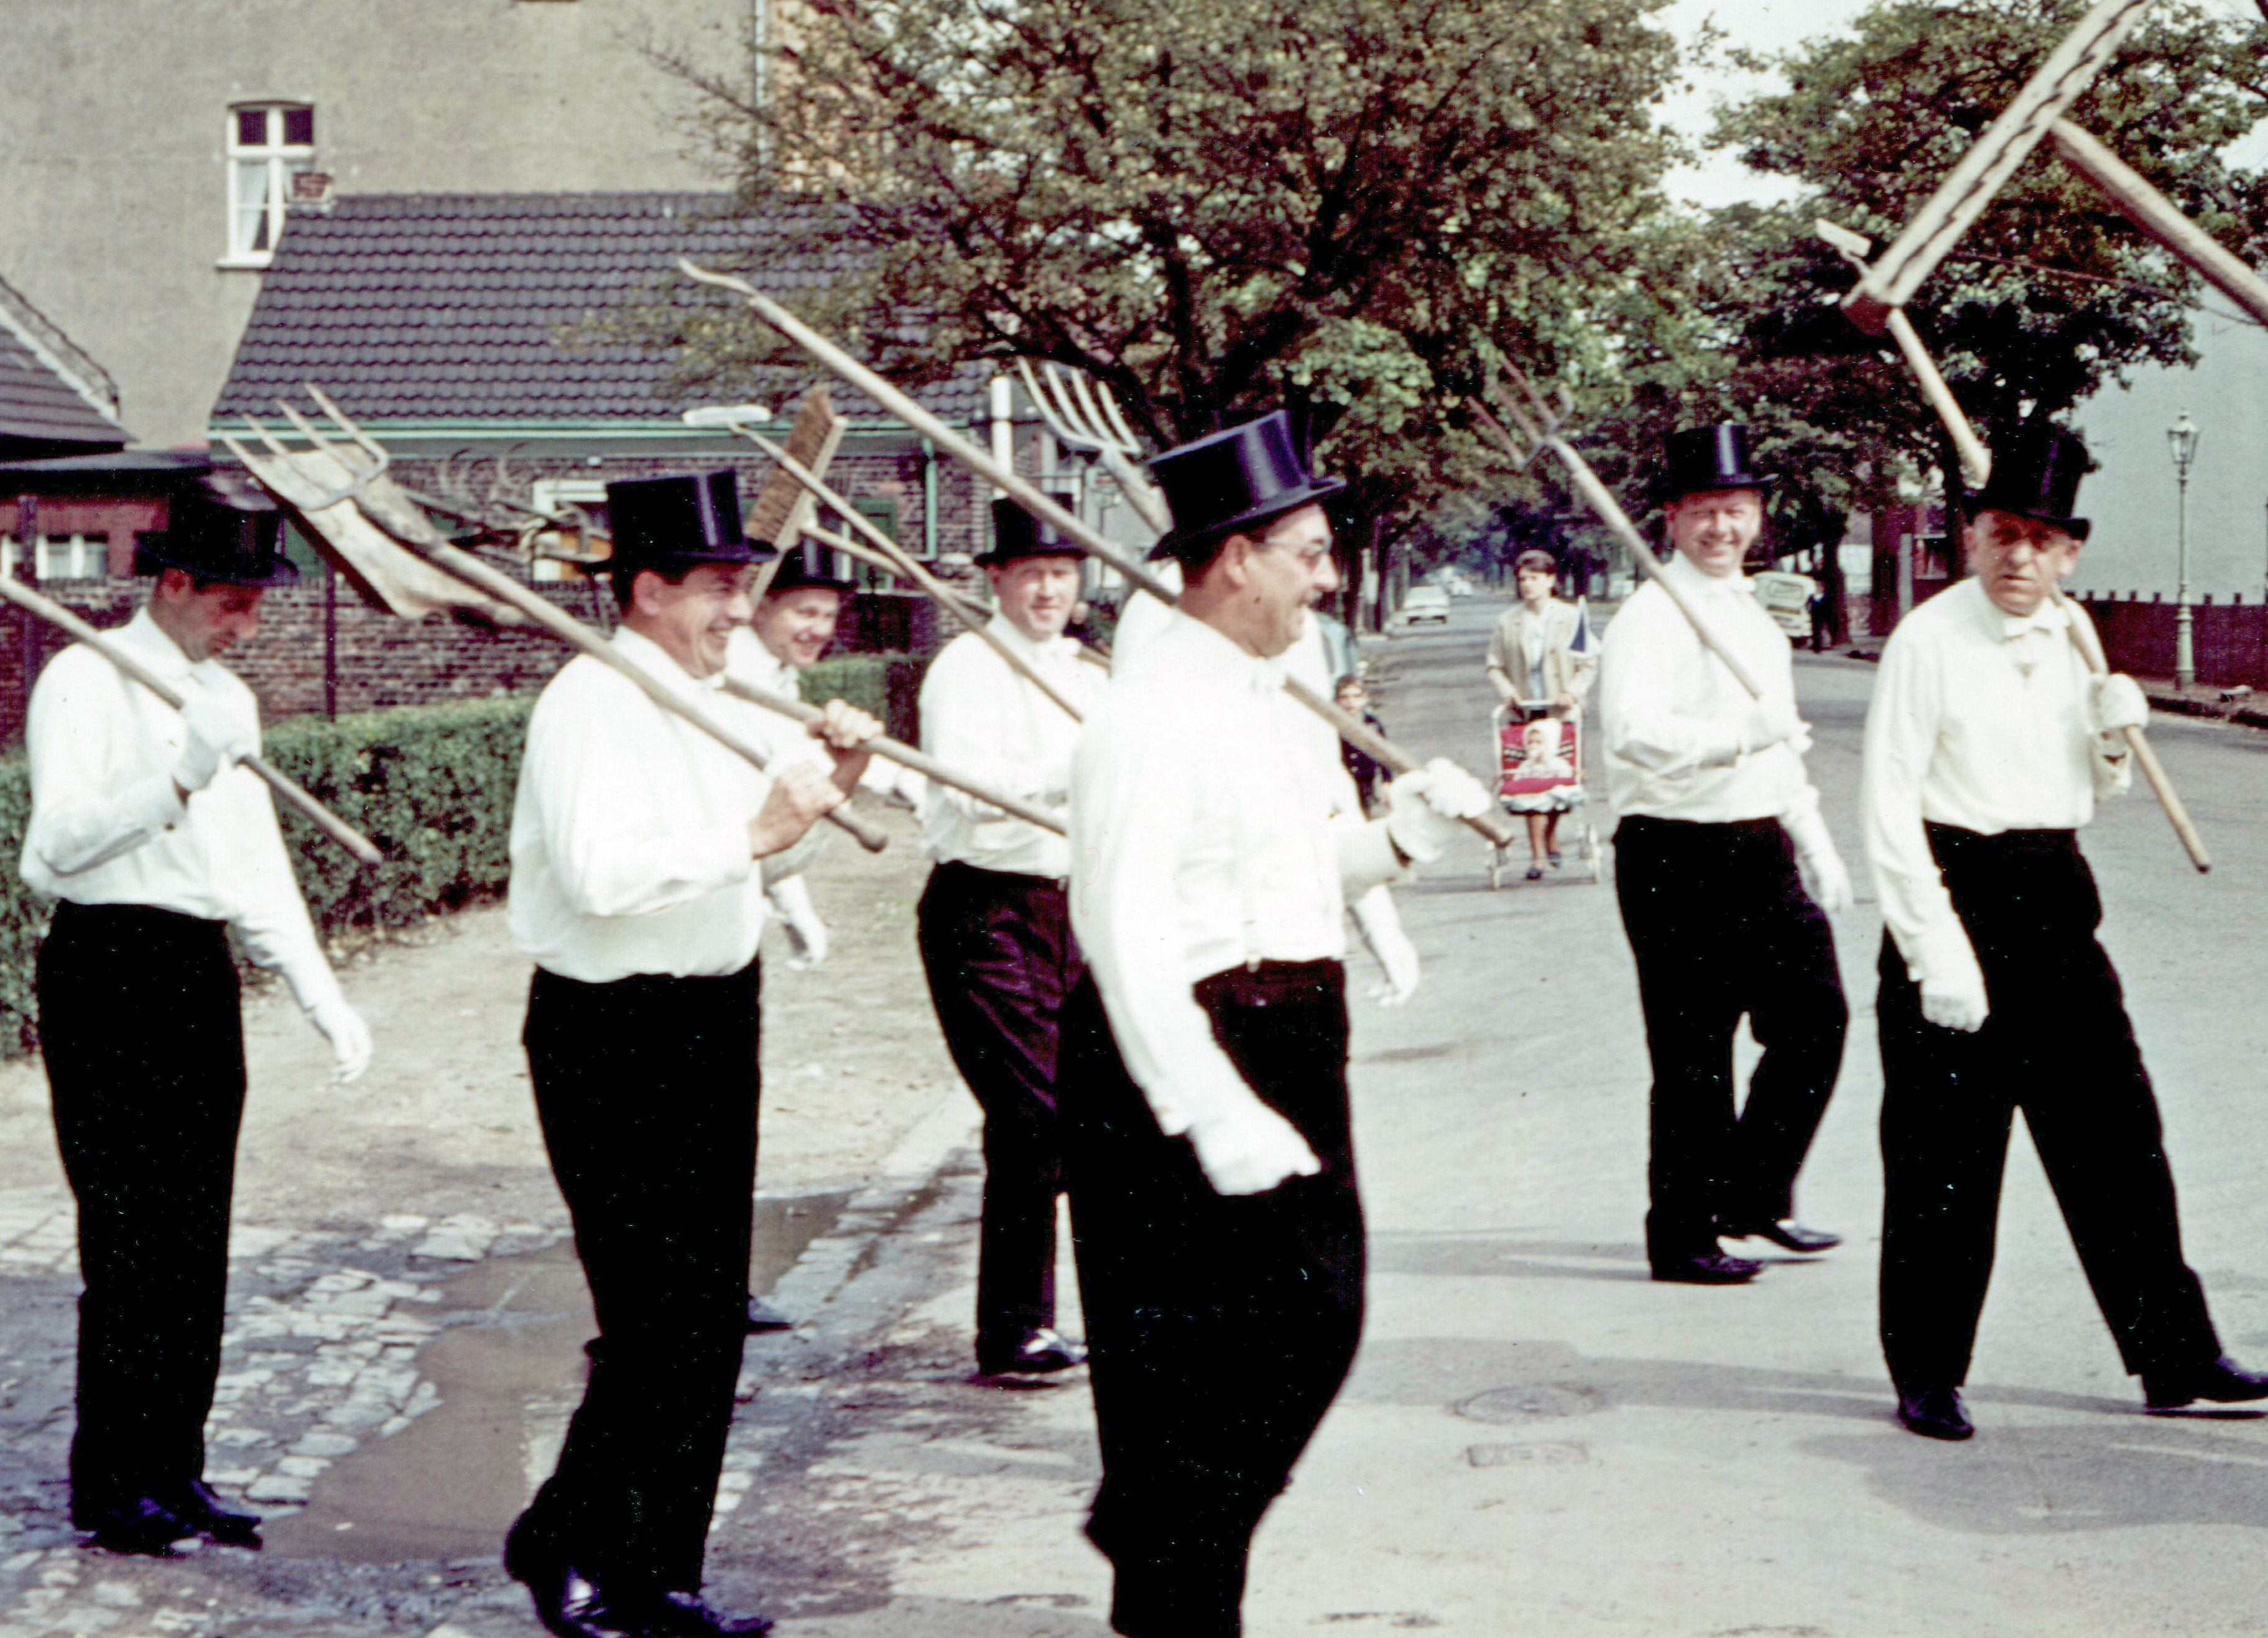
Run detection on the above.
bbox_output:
[2168,410,2200,689]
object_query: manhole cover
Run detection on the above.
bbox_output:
[1455,1384,1603,1422]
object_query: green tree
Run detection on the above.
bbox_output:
[641,0,1690,567]
[1702,0,2268,517]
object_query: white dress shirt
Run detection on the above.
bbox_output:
[917,613,1102,877]
[1070,614,1405,1137]
[21,608,342,1011]
[509,626,820,983]
[1861,578,2131,986]
[1598,552,1821,825]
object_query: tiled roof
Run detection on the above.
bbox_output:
[211,192,988,430]
[0,277,128,452]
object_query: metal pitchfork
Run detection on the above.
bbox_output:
[240,383,391,510]
[1013,358,1173,536]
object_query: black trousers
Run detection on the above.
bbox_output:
[1061,962,1364,1638]
[38,900,245,1514]
[514,961,762,1598]
[917,861,1082,1350]
[1614,815,1848,1266]
[1878,825,2219,1392]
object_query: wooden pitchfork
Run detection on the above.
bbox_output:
[1014,358,1174,537]
[1470,363,1772,701]
[1821,219,2211,872]
[680,258,1521,851]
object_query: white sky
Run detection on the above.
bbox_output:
[1656,0,2268,211]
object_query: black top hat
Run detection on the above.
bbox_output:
[1147,411,1346,561]
[604,471,773,580]
[135,476,301,587]
[1964,424,2093,542]
[764,539,858,595]
[979,495,1085,567]
[1662,423,1777,501]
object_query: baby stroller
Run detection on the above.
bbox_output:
[1488,703,1602,888]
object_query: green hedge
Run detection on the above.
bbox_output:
[0,696,535,1055]
[800,652,926,744]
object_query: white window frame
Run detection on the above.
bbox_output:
[221,103,316,269]
[530,479,610,583]
[3,533,107,580]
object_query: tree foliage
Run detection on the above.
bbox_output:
[647,0,1688,544]
[1700,0,2268,518]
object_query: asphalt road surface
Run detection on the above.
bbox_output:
[7,590,2268,1637]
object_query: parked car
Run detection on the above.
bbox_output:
[1402,585,1452,625]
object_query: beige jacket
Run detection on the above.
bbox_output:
[1486,598,1596,716]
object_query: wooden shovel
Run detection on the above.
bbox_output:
[678,259,1519,851]
[0,574,384,867]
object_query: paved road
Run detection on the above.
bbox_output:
[7,591,2268,1636]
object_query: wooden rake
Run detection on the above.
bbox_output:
[680,257,1520,851]
[1820,220,2211,872]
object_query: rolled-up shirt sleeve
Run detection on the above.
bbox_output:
[1862,626,1976,986]
[1072,716,1266,1139]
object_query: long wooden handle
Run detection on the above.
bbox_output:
[0,575,385,868]
[722,677,1068,836]
[2057,591,2211,872]
[725,423,1086,724]
[1841,0,2152,332]
[399,535,891,854]
[1520,427,1771,701]
[680,259,1518,850]
[2049,120,2268,328]
[1828,230,2210,874]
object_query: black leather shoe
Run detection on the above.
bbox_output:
[653,1589,775,1635]
[1650,1251,1761,1285]
[504,1524,646,1638]
[77,1494,193,1556]
[1724,1219,1844,1255]
[977,1326,1089,1377]
[170,1479,263,1547]
[2144,1354,2268,1412]
[1896,1383,1974,1441]
[744,1296,794,1333]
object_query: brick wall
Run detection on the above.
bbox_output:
[2078,592,2268,688]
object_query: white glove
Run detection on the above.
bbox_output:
[767,877,830,970]
[1385,759,1492,864]
[1185,1098,1323,1197]
[308,994,374,1083]
[2091,673,2149,735]
[1736,696,1803,756]
[1350,884,1420,1006]
[1782,811,1854,916]
[175,695,257,794]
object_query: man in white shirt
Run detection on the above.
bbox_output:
[23,479,372,1555]
[916,496,1104,1379]
[729,542,858,981]
[1861,425,2267,1441]
[1599,424,1853,1286]
[1064,412,1489,1638]
[502,471,877,1638]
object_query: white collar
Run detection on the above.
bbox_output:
[984,610,1072,663]
[612,625,727,693]
[116,606,203,684]
[1660,551,1752,599]
[1969,580,2068,642]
